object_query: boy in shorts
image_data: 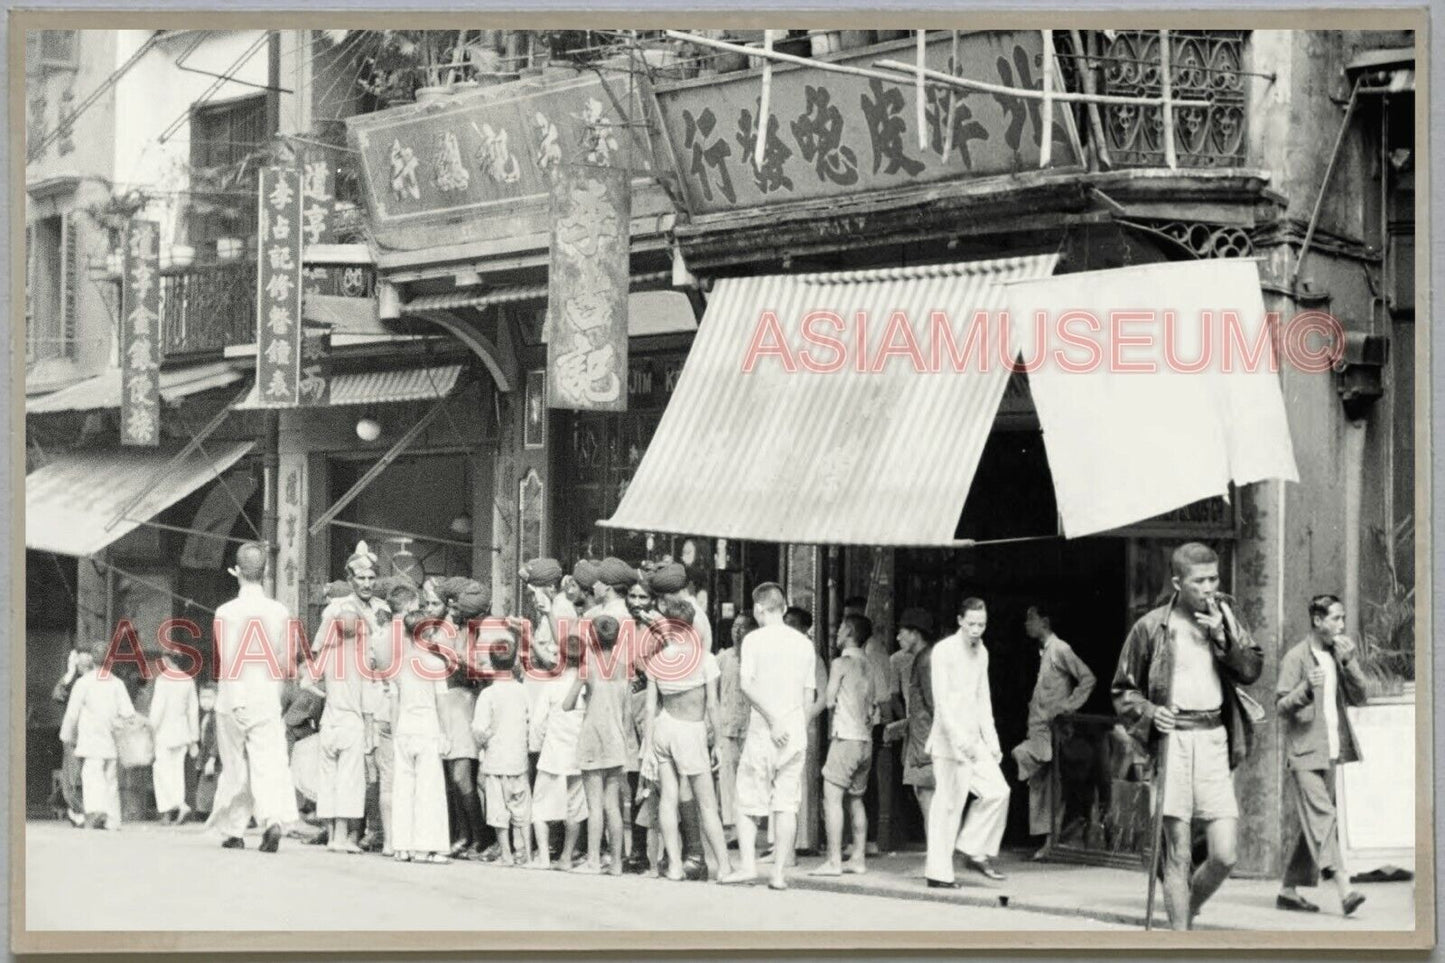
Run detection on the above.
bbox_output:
[811,614,877,877]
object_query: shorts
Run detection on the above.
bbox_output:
[532,770,586,823]
[822,738,872,796]
[483,773,532,829]
[1161,727,1238,821]
[651,710,711,777]
[735,727,805,817]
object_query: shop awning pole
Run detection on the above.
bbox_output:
[103,383,253,532]
[307,385,461,538]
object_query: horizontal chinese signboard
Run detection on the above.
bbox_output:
[653,31,1082,214]
[347,75,654,252]
[255,166,304,407]
[121,220,160,447]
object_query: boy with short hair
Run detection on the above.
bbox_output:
[149,649,200,825]
[528,636,587,870]
[474,630,532,866]
[811,614,877,877]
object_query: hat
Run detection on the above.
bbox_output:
[345,540,378,576]
[573,559,601,589]
[523,557,563,587]
[597,556,638,589]
[439,576,471,604]
[645,561,688,595]
[453,579,491,620]
[898,607,935,637]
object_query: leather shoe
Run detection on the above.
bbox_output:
[926,877,962,889]
[964,856,1005,881]
[221,837,245,850]
[1342,891,1366,917]
[681,856,708,882]
[259,824,282,853]
[621,855,651,875]
[1276,892,1320,913]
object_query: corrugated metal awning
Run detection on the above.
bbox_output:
[233,363,464,410]
[26,441,255,557]
[25,361,245,415]
[601,255,1059,546]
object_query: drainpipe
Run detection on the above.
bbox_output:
[1342,419,1366,639]
[1292,75,1362,294]
[262,411,280,596]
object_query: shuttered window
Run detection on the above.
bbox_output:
[60,212,78,358]
[26,214,79,362]
[188,95,268,254]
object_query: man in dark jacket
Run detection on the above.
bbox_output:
[1275,594,1368,917]
[1112,542,1263,931]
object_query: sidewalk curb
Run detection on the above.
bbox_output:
[785,871,1197,931]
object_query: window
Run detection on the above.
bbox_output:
[26,30,78,75]
[26,213,79,363]
[187,95,269,255]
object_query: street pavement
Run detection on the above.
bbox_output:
[23,821,1126,933]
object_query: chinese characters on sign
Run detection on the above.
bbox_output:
[547,165,630,412]
[653,30,1082,214]
[121,220,161,446]
[299,328,331,406]
[255,166,304,407]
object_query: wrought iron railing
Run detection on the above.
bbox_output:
[1095,29,1249,169]
[160,261,257,357]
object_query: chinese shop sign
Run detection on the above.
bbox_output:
[346,76,652,251]
[121,220,161,446]
[299,328,331,406]
[546,165,630,412]
[255,166,304,407]
[652,31,1082,214]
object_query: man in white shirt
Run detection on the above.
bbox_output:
[59,643,136,830]
[923,597,1010,888]
[208,541,299,852]
[148,650,200,824]
[730,582,818,890]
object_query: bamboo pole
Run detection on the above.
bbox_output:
[943,30,959,158]
[1159,30,1177,169]
[1040,29,1055,167]
[916,31,928,152]
[755,29,775,168]
[1071,29,1112,170]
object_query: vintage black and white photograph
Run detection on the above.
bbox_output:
[14,13,1430,953]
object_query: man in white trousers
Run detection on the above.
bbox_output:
[208,541,299,853]
[923,597,1010,888]
[59,642,135,830]
[149,649,200,824]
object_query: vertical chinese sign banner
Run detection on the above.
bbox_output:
[121,220,160,446]
[256,166,304,406]
[300,151,337,296]
[299,328,331,406]
[546,164,630,412]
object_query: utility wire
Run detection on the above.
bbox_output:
[28,32,162,161]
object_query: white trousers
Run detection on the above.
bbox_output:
[391,734,449,854]
[152,744,189,813]
[925,754,1010,882]
[208,710,299,839]
[80,757,122,828]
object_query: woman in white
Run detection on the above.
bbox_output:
[382,599,452,864]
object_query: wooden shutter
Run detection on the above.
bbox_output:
[60,213,78,358]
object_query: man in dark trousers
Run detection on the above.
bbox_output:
[1275,594,1369,917]
[1112,542,1263,930]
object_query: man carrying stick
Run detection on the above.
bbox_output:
[1112,543,1263,930]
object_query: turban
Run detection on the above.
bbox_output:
[645,562,688,595]
[345,540,378,576]
[597,556,638,590]
[523,557,563,587]
[453,579,491,620]
[439,576,471,604]
[572,559,601,589]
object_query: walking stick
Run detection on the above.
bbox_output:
[1144,712,1172,931]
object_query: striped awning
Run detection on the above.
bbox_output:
[601,255,1059,546]
[25,361,245,415]
[26,441,255,557]
[234,363,464,409]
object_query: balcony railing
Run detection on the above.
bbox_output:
[161,261,257,358]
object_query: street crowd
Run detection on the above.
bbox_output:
[51,539,1373,929]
